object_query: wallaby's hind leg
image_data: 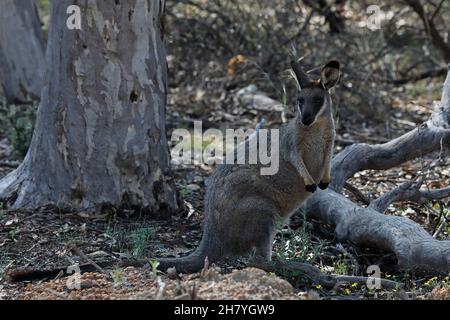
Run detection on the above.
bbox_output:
[245,206,278,266]
[254,227,276,262]
[220,197,279,261]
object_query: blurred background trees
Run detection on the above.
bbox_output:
[165,0,449,121]
[0,0,46,104]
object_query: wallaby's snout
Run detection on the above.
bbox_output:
[292,59,340,127]
[302,117,314,126]
[301,111,315,126]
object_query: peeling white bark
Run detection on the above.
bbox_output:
[0,0,180,216]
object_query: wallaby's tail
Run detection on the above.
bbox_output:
[155,236,221,273]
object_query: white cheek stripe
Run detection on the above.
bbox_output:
[315,103,326,119]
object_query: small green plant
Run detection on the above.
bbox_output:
[149,260,160,278]
[273,209,331,284]
[110,267,124,286]
[424,276,439,288]
[179,185,190,198]
[0,256,11,280]
[332,255,349,275]
[0,203,4,220]
[0,101,36,156]
[131,227,154,258]
[105,222,155,258]
[8,229,16,242]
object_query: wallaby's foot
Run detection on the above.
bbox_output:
[305,184,317,193]
[318,181,329,190]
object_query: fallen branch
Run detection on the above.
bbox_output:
[69,246,109,277]
[306,191,450,273]
[45,288,69,300]
[263,261,403,290]
[6,257,147,282]
[369,180,450,212]
[0,160,20,169]
[333,275,401,290]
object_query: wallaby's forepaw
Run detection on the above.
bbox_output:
[318,181,329,190]
[305,184,317,193]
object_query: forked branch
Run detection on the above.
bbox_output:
[369,180,450,213]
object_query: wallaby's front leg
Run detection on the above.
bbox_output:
[318,136,334,190]
[290,151,317,193]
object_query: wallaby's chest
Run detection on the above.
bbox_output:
[300,126,333,180]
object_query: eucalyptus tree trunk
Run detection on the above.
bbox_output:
[0,0,46,104]
[0,0,181,216]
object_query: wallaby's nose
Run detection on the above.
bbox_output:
[302,115,314,126]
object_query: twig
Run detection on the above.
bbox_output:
[432,204,449,238]
[333,275,403,290]
[430,0,445,22]
[343,182,370,205]
[369,180,450,213]
[155,276,167,300]
[190,282,197,300]
[262,260,403,289]
[6,258,147,283]
[0,160,20,168]
[385,67,447,86]
[45,288,69,300]
[263,8,315,67]
[69,245,110,278]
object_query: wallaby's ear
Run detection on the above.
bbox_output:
[291,59,311,89]
[320,60,340,90]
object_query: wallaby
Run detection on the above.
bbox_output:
[157,59,340,273]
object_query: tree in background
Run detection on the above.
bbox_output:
[0,0,181,216]
[0,0,46,104]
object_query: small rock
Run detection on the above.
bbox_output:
[167,267,179,280]
[186,184,200,191]
[87,250,109,258]
[430,285,450,300]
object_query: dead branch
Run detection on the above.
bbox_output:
[263,261,403,289]
[69,245,110,278]
[332,275,402,290]
[306,190,450,273]
[331,63,450,192]
[386,67,447,86]
[405,0,450,61]
[369,180,450,213]
[343,182,370,205]
[0,160,20,169]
